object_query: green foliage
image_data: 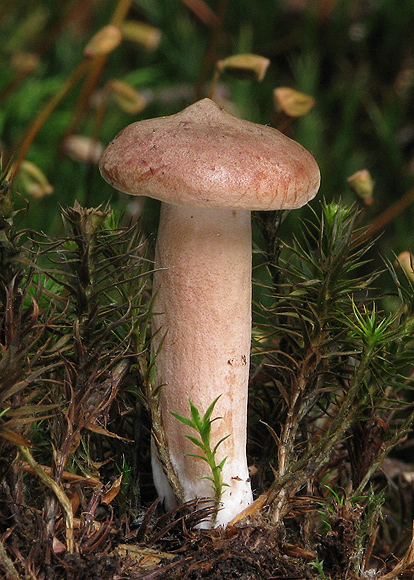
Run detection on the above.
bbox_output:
[250,200,414,573]
[170,397,229,516]
[0,170,59,450]
[309,557,328,580]
[0,196,152,544]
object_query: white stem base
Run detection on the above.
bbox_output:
[151,204,253,527]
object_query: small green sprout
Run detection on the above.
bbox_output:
[170,396,229,515]
[310,557,328,579]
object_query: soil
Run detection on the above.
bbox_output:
[3,467,413,579]
[42,523,318,580]
[2,499,375,580]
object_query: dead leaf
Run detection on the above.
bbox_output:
[85,421,130,441]
[112,544,176,568]
[102,474,123,505]
[53,536,67,554]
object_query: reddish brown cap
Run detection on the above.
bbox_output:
[99,98,320,210]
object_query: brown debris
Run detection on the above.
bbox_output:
[128,523,315,580]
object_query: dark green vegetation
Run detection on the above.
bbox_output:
[2,1,414,578]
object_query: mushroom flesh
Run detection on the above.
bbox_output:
[99,98,320,527]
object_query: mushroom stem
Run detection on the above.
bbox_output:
[151,202,253,527]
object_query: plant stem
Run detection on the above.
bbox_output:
[11,59,90,180]
[11,0,133,180]
[18,446,74,554]
[0,538,22,580]
[272,358,310,522]
[195,0,228,100]
[356,187,414,244]
[64,0,133,138]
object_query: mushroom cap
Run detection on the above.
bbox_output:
[99,98,320,210]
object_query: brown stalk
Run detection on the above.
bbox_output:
[90,83,113,145]
[377,521,414,579]
[0,71,28,104]
[32,0,95,57]
[64,0,134,139]
[208,66,221,100]
[194,0,228,100]
[229,488,277,526]
[18,445,75,554]
[181,0,221,27]
[10,58,90,182]
[10,0,133,181]
[148,385,185,505]
[21,462,102,488]
[0,537,22,580]
[355,187,414,245]
[0,0,96,102]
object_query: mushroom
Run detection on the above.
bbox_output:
[99,98,320,527]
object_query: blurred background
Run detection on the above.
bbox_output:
[1,0,414,260]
